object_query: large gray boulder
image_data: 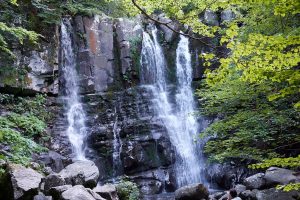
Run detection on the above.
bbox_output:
[7,163,44,199]
[58,160,99,188]
[256,188,300,200]
[44,173,66,193]
[175,183,209,200]
[243,173,266,189]
[38,151,67,173]
[48,185,72,200]
[234,184,246,195]
[93,184,119,200]
[264,167,298,186]
[61,185,105,200]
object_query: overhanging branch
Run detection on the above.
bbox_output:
[131,0,216,48]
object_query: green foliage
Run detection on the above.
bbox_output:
[250,155,300,192]
[121,0,299,163]
[0,22,40,57]
[0,93,51,121]
[0,0,128,61]
[249,155,300,169]
[277,183,300,192]
[129,35,142,74]
[0,93,49,164]
[116,179,140,200]
[197,72,300,162]
[0,128,45,165]
[6,113,46,137]
[0,65,30,86]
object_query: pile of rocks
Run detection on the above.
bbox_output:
[1,159,120,200]
[209,167,300,200]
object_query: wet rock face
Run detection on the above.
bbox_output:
[157,14,181,43]
[205,162,255,189]
[65,15,143,94]
[115,17,143,79]
[83,87,176,194]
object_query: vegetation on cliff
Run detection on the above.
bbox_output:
[0,94,49,165]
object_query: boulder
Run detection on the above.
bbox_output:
[243,173,266,189]
[7,163,44,200]
[239,189,258,200]
[93,184,119,200]
[58,160,99,188]
[61,185,105,200]
[175,183,209,200]
[256,188,300,200]
[205,162,253,189]
[234,184,246,195]
[264,167,298,186]
[33,192,53,200]
[38,151,67,173]
[48,185,72,200]
[44,174,66,193]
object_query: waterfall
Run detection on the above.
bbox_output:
[112,107,123,178]
[140,28,207,187]
[61,19,87,161]
[174,35,205,186]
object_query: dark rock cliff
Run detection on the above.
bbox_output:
[0,12,229,196]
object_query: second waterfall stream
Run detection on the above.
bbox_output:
[140,27,207,187]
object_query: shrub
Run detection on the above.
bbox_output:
[7,113,46,137]
[0,128,46,165]
[116,179,140,200]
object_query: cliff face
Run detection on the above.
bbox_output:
[0,12,227,196]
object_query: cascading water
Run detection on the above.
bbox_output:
[174,35,206,186]
[61,19,87,161]
[112,107,123,178]
[140,28,207,188]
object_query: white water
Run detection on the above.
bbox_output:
[112,107,123,178]
[140,28,206,187]
[174,35,205,186]
[61,19,87,161]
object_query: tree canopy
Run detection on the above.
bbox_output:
[121,0,300,169]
